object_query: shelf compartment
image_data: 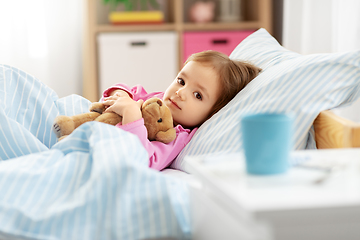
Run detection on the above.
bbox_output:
[183,30,254,60]
[97,31,178,96]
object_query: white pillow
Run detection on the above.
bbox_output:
[171,28,360,172]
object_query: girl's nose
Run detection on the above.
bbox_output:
[176,88,186,100]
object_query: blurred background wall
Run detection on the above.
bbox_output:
[0,0,359,101]
[0,0,83,98]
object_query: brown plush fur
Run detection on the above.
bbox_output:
[53,98,176,143]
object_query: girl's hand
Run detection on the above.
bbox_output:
[103,95,144,125]
[109,89,131,98]
[104,90,130,102]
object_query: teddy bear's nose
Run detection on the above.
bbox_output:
[156,99,163,106]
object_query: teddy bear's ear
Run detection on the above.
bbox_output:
[155,128,176,144]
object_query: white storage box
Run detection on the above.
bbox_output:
[97,31,178,97]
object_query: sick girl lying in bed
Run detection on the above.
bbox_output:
[91,50,261,171]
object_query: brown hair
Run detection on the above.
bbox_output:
[185,50,261,120]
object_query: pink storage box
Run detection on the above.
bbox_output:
[183,30,254,62]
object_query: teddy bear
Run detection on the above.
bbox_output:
[52,97,176,143]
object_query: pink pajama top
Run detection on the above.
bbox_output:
[102,84,197,171]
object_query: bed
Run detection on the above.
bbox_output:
[0,28,359,240]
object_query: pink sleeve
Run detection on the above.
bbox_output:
[117,119,196,171]
[102,83,164,101]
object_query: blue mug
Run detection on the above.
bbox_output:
[241,113,293,175]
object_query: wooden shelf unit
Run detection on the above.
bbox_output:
[83,0,273,102]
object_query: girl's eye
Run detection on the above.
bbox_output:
[194,92,202,100]
[177,78,185,85]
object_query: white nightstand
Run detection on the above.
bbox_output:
[185,149,360,240]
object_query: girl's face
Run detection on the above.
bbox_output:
[163,61,221,128]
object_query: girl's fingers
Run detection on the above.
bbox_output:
[137,99,144,108]
[103,95,119,101]
[102,100,109,106]
[102,97,141,116]
[102,100,114,106]
[104,105,113,113]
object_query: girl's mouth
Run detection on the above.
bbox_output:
[170,99,181,110]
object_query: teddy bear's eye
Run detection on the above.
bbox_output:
[157,118,162,123]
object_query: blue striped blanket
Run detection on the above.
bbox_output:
[0,65,191,240]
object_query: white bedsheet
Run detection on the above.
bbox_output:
[0,64,191,240]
